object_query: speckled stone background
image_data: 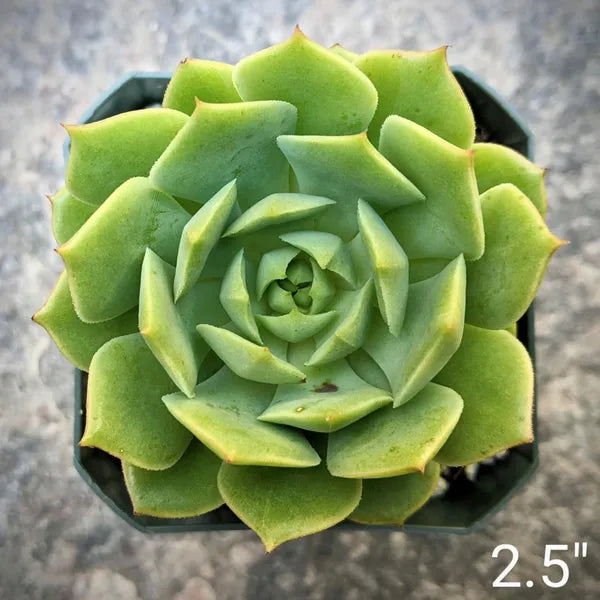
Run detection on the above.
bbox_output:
[1,0,599,598]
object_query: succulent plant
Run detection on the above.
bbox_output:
[35,29,563,551]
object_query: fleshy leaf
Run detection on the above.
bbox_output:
[163,367,319,467]
[173,179,237,301]
[465,183,564,329]
[140,249,228,398]
[65,108,187,205]
[280,231,356,287]
[256,247,300,298]
[435,325,534,465]
[329,44,359,62]
[357,199,409,336]
[123,440,223,518]
[408,258,450,283]
[308,258,336,314]
[233,28,377,136]
[163,59,241,115]
[363,255,466,407]
[50,187,96,244]
[219,249,262,344]
[355,48,475,148]
[259,340,391,432]
[150,100,296,207]
[196,324,305,384]
[349,462,441,525]
[307,279,374,366]
[346,348,391,392]
[223,193,335,238]
[58,177,189,323]
[256,309,336,343]
[266,283,297,314]
[217,460,361,552]
[80,333,192,469]
[277,133,424,240]
[380,116,484,259]
[474,142,547,216]
[327,383,463,478]
[33,271,138,371]
[286,259,313,286]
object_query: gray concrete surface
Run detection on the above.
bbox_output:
[1,0,599,598]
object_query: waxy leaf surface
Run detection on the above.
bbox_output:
[50,187,96,244]
[380,116,484,259]
[474,142,547,216]
[363,256,466,406]
[65,108,187,205]
[163,367,320,467]
[80,333,192,469]
[163,59,241,115]
[327,383,463,478]
[150,100,296,208]
[123,440,223,518]
[218,460,361,552]
[355,48,475,148]
[434,325,534,465]
[278,133,423,240]
[465,184,562,329]
[350,462,440,525]
[233,29,377,135]
[33,271,137,371]
[59,177,189,323]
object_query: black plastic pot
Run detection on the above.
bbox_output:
[70,69,538,534]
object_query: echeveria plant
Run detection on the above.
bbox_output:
[35,29,563,551]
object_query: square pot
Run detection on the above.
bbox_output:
[71,69,538,533]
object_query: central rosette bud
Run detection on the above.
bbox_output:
[269,256,314,313]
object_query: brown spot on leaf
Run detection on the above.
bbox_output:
[314,382,338,393]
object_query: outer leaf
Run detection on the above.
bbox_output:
[219,249,262,344]
[256,309,336,343]
[474,142,547,216]
[139,249,228,398]
[65,108,187,205]
[50,187,96,244]
[465,183,564,329]
[233,28,377,136]
[259,340,391,432]
[217,461,361,552]
[280,231,356,287]
[196,324,306,384]
[327,383,463,478]
[349,462,441,525]
[357,199,408,336]
[173,179,237,301]
[163,58,241,115]
[80,333,192,470]
[33,271,137,371]
[355,48,475,148]
[434,324,534,466]
[223,193,335,238]
[163,367,320,467]
[380,116,484,260]
[123,440,223,518]
[150,100,297,208]
[58,177,189,323]
[306,279,374,367]
[363,256,466,407]
[277,133,424,240]
[329,44,359,62]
